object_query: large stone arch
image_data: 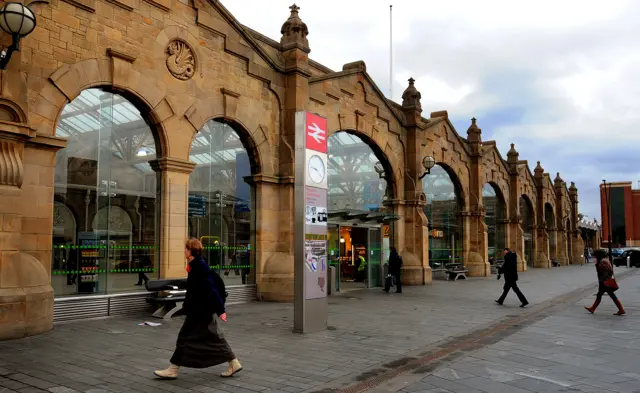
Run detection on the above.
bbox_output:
[542,176,558,221]
[186,115,265,177]
[33,58,172,158]
[518,165,538,223]
[421,122,470,211]
[327,128,399,200]
[481,144,511,214]
[483,181,508,264]
[183,97,275,177]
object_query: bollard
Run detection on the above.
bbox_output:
[627,255,631,269]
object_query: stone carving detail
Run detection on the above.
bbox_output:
[166,40,195,81]
[281,4,309,48]
[401,77,422,112]
[0,139,24,188]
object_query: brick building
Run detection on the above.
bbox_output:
[0,0,584,340]
[600,181,640,248]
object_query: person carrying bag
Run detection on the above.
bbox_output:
[585,249,625,315]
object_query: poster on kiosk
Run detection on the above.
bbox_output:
[294,111,329,333]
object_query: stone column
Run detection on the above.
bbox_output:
[248,175,294,301]
[399,78,431,285]
[554,173,569,266]
[0,115,64,339]
[465,119,489,276]
[506,144,526,271]
[255,4,311,300]
[150,158,196,279]
[534,226,550,268]
[568,182,585,265]
[533,161,550,268]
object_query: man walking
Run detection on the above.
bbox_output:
[495,248,529,307]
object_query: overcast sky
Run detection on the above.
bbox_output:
[223,0,638,223]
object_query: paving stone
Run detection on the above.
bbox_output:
[1,267,638,393]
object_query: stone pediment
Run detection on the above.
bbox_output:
[196,0,286,74]
[309,62,406,129]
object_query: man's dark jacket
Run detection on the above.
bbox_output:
[499,252,519,282]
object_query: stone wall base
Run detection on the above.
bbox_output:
[534,252,551,268]
[0,286,53,341]
[466,252,491,277]
[401,266,432,285]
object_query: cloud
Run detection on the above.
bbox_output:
[223,0,639,221]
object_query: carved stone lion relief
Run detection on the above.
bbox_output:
[166,40,195,81]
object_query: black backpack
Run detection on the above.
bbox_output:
[211,270,228,303]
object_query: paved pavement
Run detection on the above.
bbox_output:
[0,265,638,393]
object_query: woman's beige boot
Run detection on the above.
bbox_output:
[154,364,179,379]
[221,359,243,377]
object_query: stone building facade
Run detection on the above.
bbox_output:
[0,0,584,340]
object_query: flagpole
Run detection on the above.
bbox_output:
[389,4,393,99]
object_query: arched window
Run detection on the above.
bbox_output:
[483,183,506,265]
[53,88,159,297]
[423,165,463,268]
[188,120,254,286]
[327,132,386,211]
[327,132,388,291]
[520,196,534,267]
[545,203,557,259]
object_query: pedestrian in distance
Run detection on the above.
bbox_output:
[495,248,529,308]
[584,249,625,316]
[384,247,403,293]
[154,238,242,380]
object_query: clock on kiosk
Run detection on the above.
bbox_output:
[307,154,326,184]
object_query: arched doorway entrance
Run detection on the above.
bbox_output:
[187,120,255,287]
[483,183,507,266]
[519,196,535,268]
[52,88,160,296]
[545,203,557,263]
[423,164,463,269]
[327,131,391,292]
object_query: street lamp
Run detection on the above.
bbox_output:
[374,161,385,179]
[602,179,613,263]
[419,155,436,179]
[0,2,37,70]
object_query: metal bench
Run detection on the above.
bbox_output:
[145,279,187,320]
[445,263,468,281]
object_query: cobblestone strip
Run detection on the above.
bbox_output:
[311,268,638,393]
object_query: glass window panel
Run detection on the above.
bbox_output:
[520,196,534,267]
[327,132,387,212]
[188,120,254,286]
[483,183,506,265]
[545,204,557,259]
[423,165,463,268]
[52,88,159,297]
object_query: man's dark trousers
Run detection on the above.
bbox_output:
[498,280,528,304]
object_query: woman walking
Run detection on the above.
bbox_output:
[584,249,625,316]
[155,238,242,379]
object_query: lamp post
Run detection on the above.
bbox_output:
[0,2,38,70]
[602,180,613,264]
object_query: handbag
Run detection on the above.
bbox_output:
[604,278,619,291]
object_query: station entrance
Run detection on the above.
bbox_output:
[327,210,396,293]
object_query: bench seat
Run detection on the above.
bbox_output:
[145,279,187,320]
[444,263,468,281]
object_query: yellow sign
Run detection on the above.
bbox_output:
[429,229,444,238]
[383,225,390,238]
